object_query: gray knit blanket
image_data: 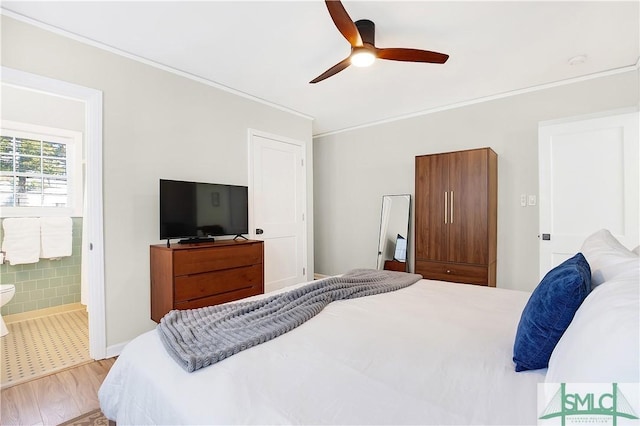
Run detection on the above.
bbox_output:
[157,268,422,372]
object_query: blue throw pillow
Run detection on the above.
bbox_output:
[513,252,591,372]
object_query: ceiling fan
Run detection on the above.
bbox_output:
[310,0,450,84]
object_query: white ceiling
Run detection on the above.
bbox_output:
[2,1,639,136]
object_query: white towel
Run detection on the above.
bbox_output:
[2,218,41,265]
[40,217,73,259]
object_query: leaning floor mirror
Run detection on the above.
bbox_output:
[376,194,411,272]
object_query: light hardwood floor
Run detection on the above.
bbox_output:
[0,358,116,426]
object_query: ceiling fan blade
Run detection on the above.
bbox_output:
[376,48,449,64]
[325,0,362,47]
[309,57,352,84]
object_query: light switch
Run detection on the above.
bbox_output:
[520,194,527,207]
[528,195,537,206]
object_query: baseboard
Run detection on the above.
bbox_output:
[4,303,85,324]
[105,341,129,358]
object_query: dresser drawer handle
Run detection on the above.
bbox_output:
[446,269,451,274]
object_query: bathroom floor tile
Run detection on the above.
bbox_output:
[0,309,90,389]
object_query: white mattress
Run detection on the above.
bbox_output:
[99,278,546,425]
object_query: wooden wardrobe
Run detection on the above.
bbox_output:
[414,148,497,286]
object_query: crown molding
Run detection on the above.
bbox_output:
[313,63,639,139]
[0,9,314,123]
[3,8,635,138]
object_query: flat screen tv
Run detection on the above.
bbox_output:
[160,179,249,243]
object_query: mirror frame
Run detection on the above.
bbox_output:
[376,194,411,271]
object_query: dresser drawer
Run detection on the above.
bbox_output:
[173,243,262,276]
[415,260,488,285]
[174,263,262,303]
[175,286,263,311]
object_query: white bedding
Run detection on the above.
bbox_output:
[99,278,546,425]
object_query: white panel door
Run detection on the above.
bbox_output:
[249,130,306,292]
[539,109,639,279]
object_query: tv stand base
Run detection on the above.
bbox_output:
[178,237,216,244]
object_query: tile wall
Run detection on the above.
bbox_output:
[0,218,82,315]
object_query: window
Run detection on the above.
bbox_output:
[0,121,83,217]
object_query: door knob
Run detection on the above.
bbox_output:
[256,228,264,235]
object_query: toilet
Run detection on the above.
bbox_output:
[0,284,16,337]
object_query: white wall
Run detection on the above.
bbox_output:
[1,85,85,132]
[313,70,639,292]
[1,15,314,348]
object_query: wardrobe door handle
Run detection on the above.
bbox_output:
[450,191,454,224]
[444,192,448,224]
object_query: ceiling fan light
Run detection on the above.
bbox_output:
[351,50,375,67]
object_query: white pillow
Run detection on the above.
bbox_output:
[545,266,640,383]
[634,245,640,255]
[580,229,639,287]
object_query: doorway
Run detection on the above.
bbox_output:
[538,108,639,278]
[1,67,106,362]
[248,129,307,292]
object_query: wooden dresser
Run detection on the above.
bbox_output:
[415,148,497,286]
[150,239,264,322]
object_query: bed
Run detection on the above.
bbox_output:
[98,230,639,425]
